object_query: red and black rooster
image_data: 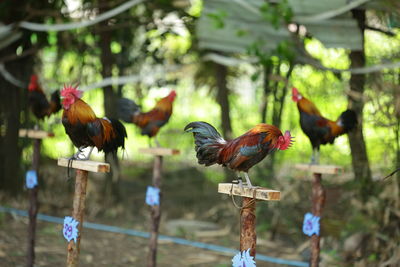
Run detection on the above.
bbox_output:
[28,75,61,119]
[118,91,176,146]
[185,121,293,187]
[292,87,357,163]
[61,85,127,160]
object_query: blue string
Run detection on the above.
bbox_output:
[0,206,308,267]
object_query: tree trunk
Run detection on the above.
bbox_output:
[99,2,117,118]
[396,71,400,183]
[99,0,120,202]
[0,41,33,194]
[348,9,373,202]
[214,62,232,140]
[267,61,294,178]
[260,64,273,123]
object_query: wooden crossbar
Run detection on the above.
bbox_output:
[218,183,281,201]
[139,147,180,156]
[58,158,110,173]
[19,129,54,139]
[295,164,343,174]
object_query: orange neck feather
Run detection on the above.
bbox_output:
[297,97,322,116]
[248,124,283,145]
[63,99,96,124]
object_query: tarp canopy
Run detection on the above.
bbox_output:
[197,0,377,58]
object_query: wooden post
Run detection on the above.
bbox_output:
[57,158,110,267]
[240,197,256,257]
[310,173,325,267]
[139,147,180,267]
[27,139,40,267]
[148,155,162,267]
[295,164,342,267]
[218,183,281,259]
[67,169,88,267]
[19,129,53,267]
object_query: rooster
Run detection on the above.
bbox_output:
[118,90,176,146]
[28,75,61,119]
[61,85,127,160]
[292,87,357,163]
[185,121,293,187]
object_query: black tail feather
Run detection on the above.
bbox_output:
[184,121,225,166]
[103,118,127,154]
[117,98,140,123]
[339,109,358,132]
[50,90,62,113]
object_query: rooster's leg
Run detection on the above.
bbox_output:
[154,137,161,148]
[235,172,243,189]
[315,150,320,164]
[244,172,253,188]
[311,149,316,164]
[71,147,85,160]
[77,147,94,161]
[311,148,320,164]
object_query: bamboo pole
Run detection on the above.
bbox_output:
[27,139,41,267]
[66,169,88,267]
[310,173,325,267]
[147,155,163,267]
[240,197,257,257]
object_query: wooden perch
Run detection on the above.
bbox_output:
[240,197,256,257]
[295,164,331,267]
[219,182,281,259]
[19,129,54,139]
[148,156,163,267]
[58,158,110,267]
[311,173,325,267]
[218,183,281,201]
[139,147,180,156]
[27,139,41,267]
[295,164,343,174]
[58,158,110,173]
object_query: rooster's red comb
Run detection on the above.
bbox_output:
[61,84,83,99]
[28,75,38,91]
[292,87,302,102]
[278,130,294,150]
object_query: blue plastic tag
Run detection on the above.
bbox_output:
[303,212,320,236]
[63,216,79,243]
[26,170,38,189]
[232,248,256,267]
[145,186,160,206]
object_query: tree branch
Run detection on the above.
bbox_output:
[365,25,396,37]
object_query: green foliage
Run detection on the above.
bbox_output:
[207,10,227,29]
[188,0,203,18]
[259,0,293,29]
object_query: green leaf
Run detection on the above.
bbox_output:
[207,10,227,29]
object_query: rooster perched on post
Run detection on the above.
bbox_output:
[118,90,176,147]
[185,121,293,187]
[28,75,61,119]
[61,85,127,160]
[292,87,357,163]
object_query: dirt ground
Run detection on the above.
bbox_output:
[0,159,307,267]
[0,215,234,266]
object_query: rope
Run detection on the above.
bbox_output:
[0,63,26,87]
[17,0,145,32]
[229,182,258,210]
[0,206,309,266]
[231,0,371,24]
[203,52,400,74]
